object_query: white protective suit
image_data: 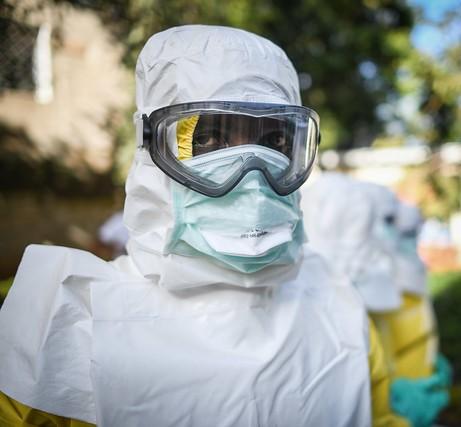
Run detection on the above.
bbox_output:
[363,184,429,297]
[361,184,438,384]
[98,211,129,256]
[0,26,371,426]
[301,173,401,312]
[395,202,427,295]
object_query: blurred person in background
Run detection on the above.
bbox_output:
[302,173,451,427]
[90,211,129,260]
[0,25,404,426]
[371,197,453,427]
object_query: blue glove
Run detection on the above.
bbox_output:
[391,375,450,427]
[434,353,453,388]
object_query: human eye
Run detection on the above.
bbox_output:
[384,215,395,225]
[192,130,227,155]
[258,131,292,156]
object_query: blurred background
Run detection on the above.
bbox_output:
[0,0,460,423]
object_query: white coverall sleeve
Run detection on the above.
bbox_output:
[0,244,117,424]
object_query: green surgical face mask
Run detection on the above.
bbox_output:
[164,149,305,274]
[398,234,418,256]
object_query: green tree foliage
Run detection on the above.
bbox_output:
[395,6,461,146]
[250,0,413,150]
[424,172,461,220]
[429,271,461,425]
[417,46,461,145]
[56,0,414,150]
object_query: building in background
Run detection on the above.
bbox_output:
[0,2,131,277]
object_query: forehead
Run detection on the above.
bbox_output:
[194,114,287,130]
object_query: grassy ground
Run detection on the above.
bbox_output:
[0,277,13,304]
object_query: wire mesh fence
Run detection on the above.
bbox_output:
[0,17,37,92]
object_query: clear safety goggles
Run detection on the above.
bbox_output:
[142,101,320,197]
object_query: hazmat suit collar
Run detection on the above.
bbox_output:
[126,235,304,290]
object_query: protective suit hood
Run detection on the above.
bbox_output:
[361,182,399,244]
[302,173,401,312]
[134,25,301,116]
[124,25,304,289]
[396,202,423,234]
[395,201,427,295]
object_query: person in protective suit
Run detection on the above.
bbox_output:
[1,25,402,426]
[365,192,452,427]
[302,172,451,427]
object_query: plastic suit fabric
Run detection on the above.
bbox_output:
[0,26,378,426]
[301,173,402,312]
[0,280,403,427]
[360,186,438,378]
[394,202,427,296]
[0,321,409,427]
[368,321,410,427]
[0,392,94,427]
[370,293,438,380]
[365,188,428,298]
[0,243,373,426]
[301,173,447,426]
[362,187,450,425]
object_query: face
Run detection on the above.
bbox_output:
[191,114,293,157]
